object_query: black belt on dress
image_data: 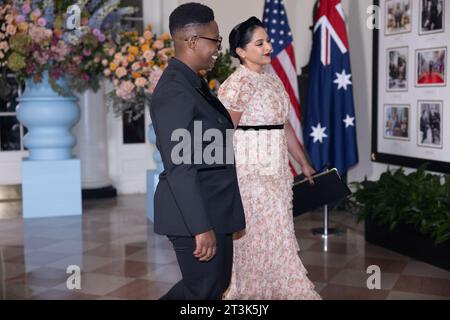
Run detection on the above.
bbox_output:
[236,124,284,131]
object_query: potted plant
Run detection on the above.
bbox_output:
[349,165,450,270]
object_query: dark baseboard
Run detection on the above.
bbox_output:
[82,186,117,199]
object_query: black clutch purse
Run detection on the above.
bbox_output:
[292,168,352,217]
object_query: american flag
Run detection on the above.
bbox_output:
[262,0,303,175]
[304,0,358,176]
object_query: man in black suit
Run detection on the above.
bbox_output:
[149,3,245,300]
[434,1,443,30]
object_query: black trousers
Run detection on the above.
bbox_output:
[159,233,233,300]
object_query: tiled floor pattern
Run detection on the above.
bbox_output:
[0,195,449,300]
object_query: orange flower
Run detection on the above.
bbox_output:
[147,61,154,67]
[141,44,149,52]
[159,32,171,41]
[132,72,141,79]
[109,62,118,71]
[127,54,135,62]
[128,46,139,56]
[18,22,29,32]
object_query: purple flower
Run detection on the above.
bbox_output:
[15,15,25,24]
[37,17,47,27]
[32,9,42,18]
[83,74,90,81]
[83,48,92,56]
[92,28,101,37]
[98,34,106,42]
[21,4,31,15]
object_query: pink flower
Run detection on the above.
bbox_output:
[121,59,128,67]
[37,17,47,27]
[103,69,111,76]
[101,59,109,67]
[143,30,153,40]
[0,41,8,50]
[21,4,31,15]
[108,48,116,56]
[15,15,25,24]
[6,25,16,36]
[148,69,163,92]
[44,29,53,38]
[83,74,90,81]
[131,62,141,71]
[143,50,155,61]
[83,48,92,56]
[115,67,127,79]
[152,40,164,50]
[94,56,100,63]
[72,55,82,64]
[120,81,135,100]
[135,77,147,87]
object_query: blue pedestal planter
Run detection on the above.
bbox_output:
[147,123,163,223]
[16,72,82,218]
[16,72,80,160]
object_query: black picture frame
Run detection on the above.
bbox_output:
[372,0,450,173]
[419,0,445,36]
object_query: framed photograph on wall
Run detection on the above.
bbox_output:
[417,100,443,148]
[373,0,450,173]
[384,104,410,140]
[385,0,413,35]
[419,0,445,35]
[415,47,447,87]
[387,46,409,91]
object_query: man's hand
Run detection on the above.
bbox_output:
[193,230,216,262]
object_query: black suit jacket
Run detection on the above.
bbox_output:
[149,58,246,236]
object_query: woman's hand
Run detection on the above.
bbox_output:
[232,229,246,240]
[301,162,316,184]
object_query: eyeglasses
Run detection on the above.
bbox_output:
[186,35,223,48]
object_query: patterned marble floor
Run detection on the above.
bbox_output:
[0,194,449,300]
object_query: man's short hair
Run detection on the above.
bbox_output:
[169,3,215,36]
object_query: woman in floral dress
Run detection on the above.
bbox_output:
[218,17,321,300]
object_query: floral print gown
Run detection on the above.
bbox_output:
[218,64,321,300]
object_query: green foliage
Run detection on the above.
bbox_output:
[349,164,450,244]
[206,49,236,84]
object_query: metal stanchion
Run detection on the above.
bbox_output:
[312,204,341,239]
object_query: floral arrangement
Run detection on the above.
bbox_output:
[203,49,236,95]
[102,24,174,120]
[0,0,135,95]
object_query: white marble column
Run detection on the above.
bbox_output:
[73,82,116,197]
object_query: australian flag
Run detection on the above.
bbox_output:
[304,0,358,176]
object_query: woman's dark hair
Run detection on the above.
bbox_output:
[229,16,265,64]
